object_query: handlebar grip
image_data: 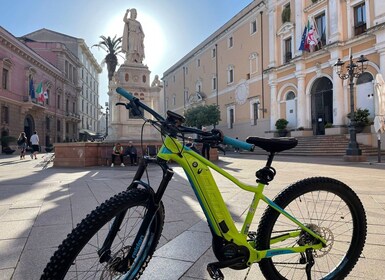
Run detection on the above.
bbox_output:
[116,87,135,101]
[223,136,254,152]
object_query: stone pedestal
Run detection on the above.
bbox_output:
[108,62,163,142]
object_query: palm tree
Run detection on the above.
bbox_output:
[92,35,122,81]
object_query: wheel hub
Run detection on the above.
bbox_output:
[298,224,334,257]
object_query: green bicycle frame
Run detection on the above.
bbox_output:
[157,135,326,265]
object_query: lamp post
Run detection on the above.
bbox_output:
[334,53,368,156]
[105,101,109,137]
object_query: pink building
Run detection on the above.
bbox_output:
[0,26,75,152]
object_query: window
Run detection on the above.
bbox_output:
[227,106,235,129]
[227,66,234,84]
[57,95,61,109]
[1,106,9,124]
[57,120,61,131]
[185,67,188,75]
[315,13,326,48]
[197,59,200,67]
[45,89,49,105]
[2,68,8,89]
[228,36,233,48]
[286,91,295,100]
[66,122,69,133]
[253,102,259,125]
[282,3,290,23]
[172,94,176,106]
[249,53,258,74]
[212,76,217,91]
[354,2,366,35]
[212,48,216,58]
[284,38,292,63]
[251,20,257,34]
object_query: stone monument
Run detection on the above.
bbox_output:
[108,8,163,141]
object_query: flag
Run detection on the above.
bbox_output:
[299,27,309,51]
[43,90,48,100]
[36,82,44,103]
[29,78,35,98]
[306,18,320,52]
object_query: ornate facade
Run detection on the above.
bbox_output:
[163,0,385,147]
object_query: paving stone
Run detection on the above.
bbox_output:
[0,220,33,239]
[0,238,26,269]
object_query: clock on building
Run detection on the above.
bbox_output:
[235,81,249,105]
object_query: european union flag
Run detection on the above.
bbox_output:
[299,27,308,51]
[29,78,35,98]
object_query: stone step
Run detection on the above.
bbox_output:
[248,135,383,156]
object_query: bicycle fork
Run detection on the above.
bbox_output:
[98,157,174,273]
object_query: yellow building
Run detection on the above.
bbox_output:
[162,0,385,147]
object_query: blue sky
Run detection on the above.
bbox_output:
[1,0,252,107]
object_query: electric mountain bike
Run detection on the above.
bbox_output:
[41,87,367,280]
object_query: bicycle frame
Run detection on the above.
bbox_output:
[155,135,326,265]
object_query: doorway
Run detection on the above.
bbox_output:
[24,115,34,141]
[311,77,333,135]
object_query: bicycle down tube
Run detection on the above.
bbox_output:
[155,135,326,264]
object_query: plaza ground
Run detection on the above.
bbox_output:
[0,152,384,279]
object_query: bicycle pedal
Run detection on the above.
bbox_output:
[207,263,224,280]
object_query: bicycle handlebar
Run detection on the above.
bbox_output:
[115,87,254,152]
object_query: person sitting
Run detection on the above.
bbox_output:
[111,143,125,167]
[125,142,138,166]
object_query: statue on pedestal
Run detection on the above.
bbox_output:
[122,9,145,64]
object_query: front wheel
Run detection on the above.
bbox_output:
[41,188,165,280]
[256,177,367,280]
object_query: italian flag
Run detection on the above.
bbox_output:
[36,82,45,103]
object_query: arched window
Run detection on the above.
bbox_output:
[286,91,295,100]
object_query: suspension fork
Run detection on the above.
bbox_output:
[99,157,174,270]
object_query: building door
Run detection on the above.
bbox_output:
[285,91,297,129]
[24,115,34,141]
[356,72,374,117]
[311,77,333,135]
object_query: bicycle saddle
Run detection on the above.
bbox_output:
[246,136,298,153]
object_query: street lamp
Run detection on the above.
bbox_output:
[105,101,109,137]
[334,53,369,156]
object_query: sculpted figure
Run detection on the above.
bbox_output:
[122,9,145,63]
[151,75,161,87]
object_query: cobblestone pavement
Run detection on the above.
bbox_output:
[0,152,384,279]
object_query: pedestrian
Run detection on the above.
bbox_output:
[201,127,210,160]
[111,143,125,167]
[17,132,27,159]
[234,137,240,153]
[30,131,39,159]
[125,141,138,165]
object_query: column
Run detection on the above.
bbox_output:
[267,4,276,68]
[296,73,306,128]
[269,77,278,131]
[329,0,342,43]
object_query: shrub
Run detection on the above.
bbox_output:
[275,118,288,130]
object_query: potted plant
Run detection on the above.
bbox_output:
[1,135,17,154]
[275,118,289,137]
[347,108,370,133]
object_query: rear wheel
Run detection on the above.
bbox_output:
[256,177,366,279]
[41,188,164,280]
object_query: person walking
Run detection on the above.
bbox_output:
[201,127,211,160]
[17,132,27,159]
[111,143,125,167]
[29,131,39,159]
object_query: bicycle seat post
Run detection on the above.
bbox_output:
[266,152,275,168]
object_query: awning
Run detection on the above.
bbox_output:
[79,129,97,136]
